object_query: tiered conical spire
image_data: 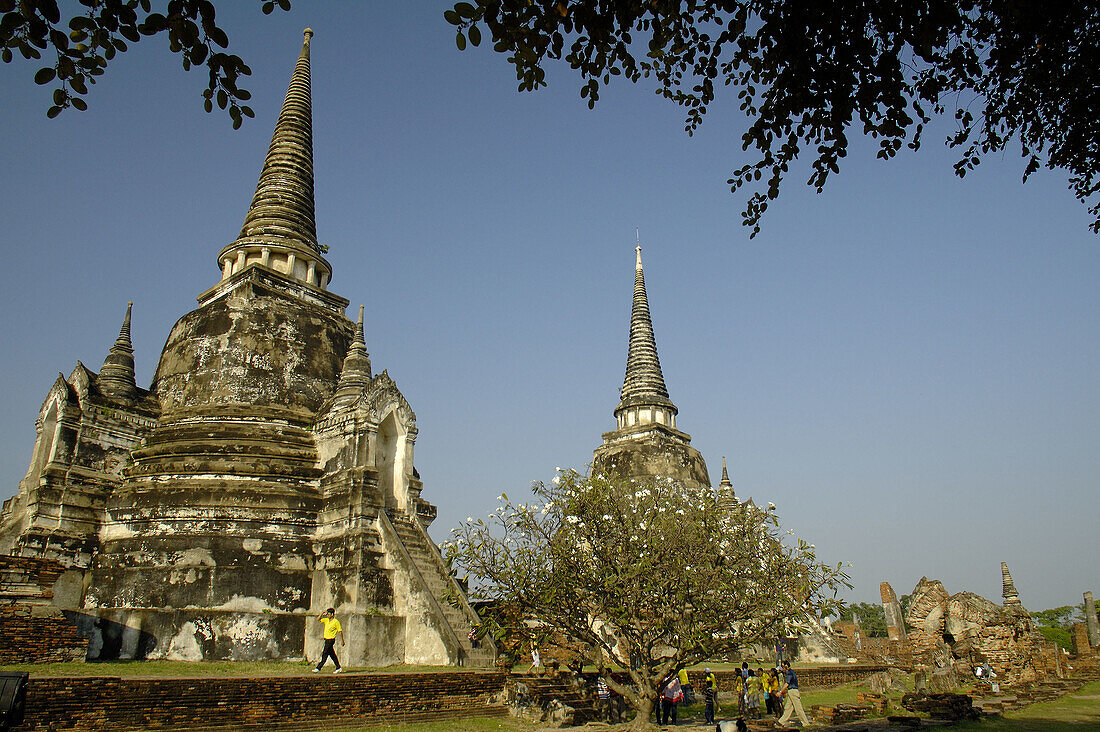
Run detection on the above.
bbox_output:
[216,29,332,290]
[616,246,675,413]
[720,457,733,489]
[333,306,372,405]
[1001,561,1021,607]
[238,28,318,251]
[99,302,137,400]
[717,456,737,509]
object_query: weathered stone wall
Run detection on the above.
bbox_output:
[152,276,352,419]
[19,672,507,731]
[0,366,158,568]
[592,428,711,490]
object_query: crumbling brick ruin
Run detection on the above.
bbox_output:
[886,563,1063,683]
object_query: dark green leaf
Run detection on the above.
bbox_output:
[71,97,87,111]
[455,31,466,51]
[455,2,476,18]
[38,0,60,24]
[469,25,481,47]
[444,9,460,25]
[34,66,55,84]
[46,105,62,118]
[209,27,228,48]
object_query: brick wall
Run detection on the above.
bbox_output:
[0,604,86,664]
[18,665,887,731]
[677,664,887,691]
[0,555,87,664]
[21,672,508,731]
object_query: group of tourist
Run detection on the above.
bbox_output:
[650,659,812,728]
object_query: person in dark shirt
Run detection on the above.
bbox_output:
[776,660,811,727]
[703,668,717,724]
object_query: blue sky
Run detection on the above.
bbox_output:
[1,2,1096,610]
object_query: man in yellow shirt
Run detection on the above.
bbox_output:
[312,607,344,673]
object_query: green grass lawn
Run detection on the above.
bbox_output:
[0,660,473,677]
[954,680,1100,732]
[331,682,1100,732]
[342,719,536,732]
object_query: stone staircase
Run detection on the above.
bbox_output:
[517,674,600,724]
[971,668,1100,715]
[386,510,495,667]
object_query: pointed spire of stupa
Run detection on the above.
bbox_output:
[615,245,675,416]
[99,302,137,400]
[717,456,737,509]
[1001,561,1021,607]
[333,305,372,405]
[216,28,333,291]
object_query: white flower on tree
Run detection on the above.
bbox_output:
[445,470,849,730]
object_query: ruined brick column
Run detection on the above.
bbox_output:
[1072,623,1094,658]
[881,581,908,643]
[1085,591,1099,648]
[1001,562,1021,608]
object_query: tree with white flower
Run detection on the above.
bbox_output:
[445,470,849,729]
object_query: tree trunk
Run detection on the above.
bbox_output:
[629,695,656,731]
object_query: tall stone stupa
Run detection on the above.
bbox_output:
[591,246,711,489]
[0,30,491,667]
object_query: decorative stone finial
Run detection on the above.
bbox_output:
[99,301,137,400]
[303,27,314,41]
[635,245,642,270]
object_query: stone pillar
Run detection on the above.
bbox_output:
[881,581,908,643]
[1085,591,1099,647]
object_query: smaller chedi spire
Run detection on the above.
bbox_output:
[1001,561,1021,607]
[99,302,137,400]
[719,456,733,489]
[716,456,737,509]
[334,305,372,405]
[216,28,333,291]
